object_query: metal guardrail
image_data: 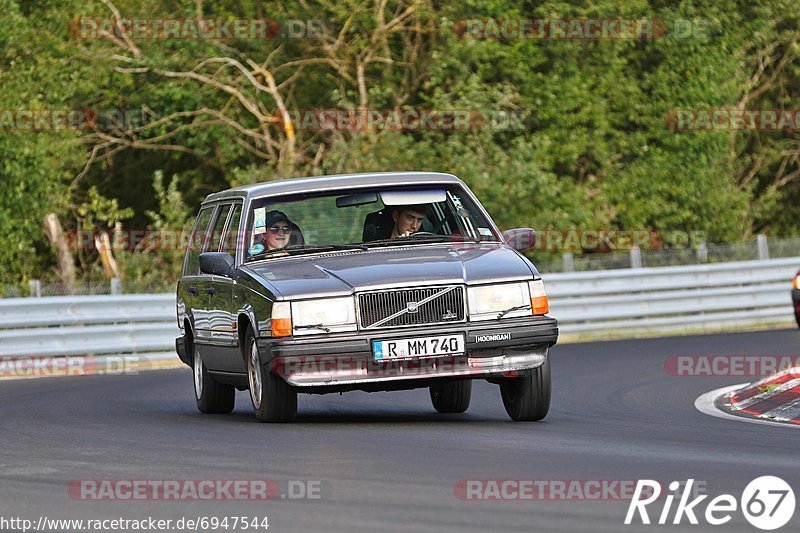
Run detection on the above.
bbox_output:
[546,256,798,335]
[0,257,797,358]
[0,294,174,329]
[0,294,178,358]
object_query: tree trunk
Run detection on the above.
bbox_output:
[43,213,77,292]
[95,230,121,279]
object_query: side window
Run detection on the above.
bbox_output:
[207,204,232,252]
[222,204,242,256]
[183,206,216,276]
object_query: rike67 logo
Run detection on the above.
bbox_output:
[625,477,795,530]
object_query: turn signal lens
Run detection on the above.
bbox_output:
[528,279,549,315]
[794,274,800,289]
[271,302,293,337]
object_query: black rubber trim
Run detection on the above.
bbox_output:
[175,336,189,366]
[466,320,558,350]
[792,288,800,305]
[257,316,558,359]
[208,369,249,387]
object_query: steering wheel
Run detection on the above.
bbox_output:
[409,231,438,237]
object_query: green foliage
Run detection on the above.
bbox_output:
[118,171,192,289]
[77,187,134,230]
[0,0,75,280]
[145,170,192,233]
[1,0,799,285]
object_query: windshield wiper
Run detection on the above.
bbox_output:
[282,244,368,254]
[294,324,331,332]
[362,234,458,247]
[249,243,368,260]
[497,305,531,319]
[249,243,366,260]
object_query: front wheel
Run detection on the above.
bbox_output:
[430,380,472,413]
[193,345,235,414]
[500,357,551,421]
[795,309,800,328]
[246,328,297,422]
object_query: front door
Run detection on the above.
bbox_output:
[208,203,245,373]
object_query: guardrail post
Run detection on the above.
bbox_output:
[110,278,122,295]
[28,279,41,298]
[696,242,708,263]
[757,234,769,260]
[562,253,574,272]
[630,246,642,268]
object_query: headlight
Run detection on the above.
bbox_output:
[291,297,356,333]
[794,274,800,290]
[468,282,530,320]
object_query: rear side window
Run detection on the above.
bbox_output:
[222,204,242,256]
[183,206,215,276]
[207,204,232,252]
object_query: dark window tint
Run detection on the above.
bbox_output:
[207,204,232,252]
[183,206,215,276]
[222,204,242,255]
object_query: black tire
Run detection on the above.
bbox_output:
[193,344,235,414]
[500,357,551,422]
[245,327,297,422]
[430,379,472,413]
[795,310,800,328]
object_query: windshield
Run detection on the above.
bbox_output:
[243,185,499,261]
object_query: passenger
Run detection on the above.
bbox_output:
[263,210,294,250]
[390,205,428,238]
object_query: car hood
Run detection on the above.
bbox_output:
[241,244,538,299]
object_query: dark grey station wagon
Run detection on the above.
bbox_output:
[176,172,558,422]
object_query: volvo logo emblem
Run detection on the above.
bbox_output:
[406,301,419,313]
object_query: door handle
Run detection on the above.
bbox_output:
[205,286,217,295]
[188,285,198,295]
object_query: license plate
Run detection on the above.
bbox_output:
[372,334,465,361]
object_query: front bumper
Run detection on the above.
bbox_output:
[257,316,558,388]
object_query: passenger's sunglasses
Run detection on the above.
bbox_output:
[268,225,293,235]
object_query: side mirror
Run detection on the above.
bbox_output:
[199,252,234,277]
[502,228,536,251]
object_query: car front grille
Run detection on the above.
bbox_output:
[358,286,465,329]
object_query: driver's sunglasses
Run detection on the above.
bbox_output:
[268,225,293,235]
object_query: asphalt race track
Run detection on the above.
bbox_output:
[0,329,798,533]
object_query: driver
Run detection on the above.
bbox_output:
[262,210,294,250]
[390,205,429,238]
